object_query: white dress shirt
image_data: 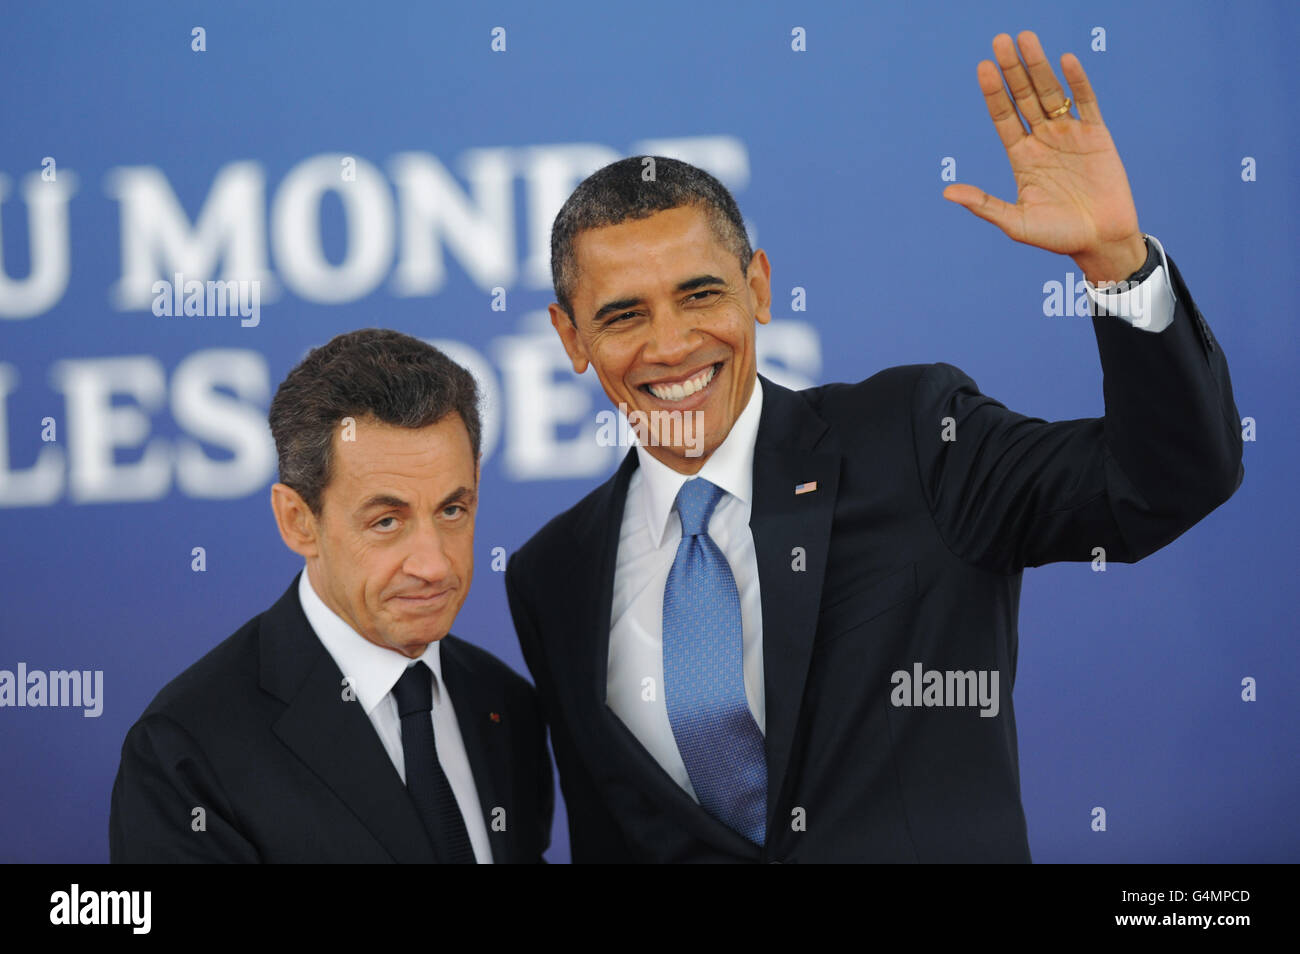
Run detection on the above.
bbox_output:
[1084,233,1176,332]
[605,236,1177,800]
[298,568,493,863]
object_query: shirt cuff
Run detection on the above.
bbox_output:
[1084,233,1176,333]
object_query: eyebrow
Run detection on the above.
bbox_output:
[590,274,727,324]
[439,486,477,509]
[354,486,476,518]
[356,494,409,516]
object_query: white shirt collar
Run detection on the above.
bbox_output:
[633,376,764,549]
[297,566,444,715]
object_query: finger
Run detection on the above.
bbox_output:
[991,32,1045,127]
[1016,30,1070,117]
[942,184,1023,240]
[977,59,1027,150]
[1060,52,1103,124]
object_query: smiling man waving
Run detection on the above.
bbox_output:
[504,31,1243,863]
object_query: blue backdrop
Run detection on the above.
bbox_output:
[1,0,1295,863]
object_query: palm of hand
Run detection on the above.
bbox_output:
[1004,118,1139,257]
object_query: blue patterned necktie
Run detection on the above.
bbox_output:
[662,477,767,845]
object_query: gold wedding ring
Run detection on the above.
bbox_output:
[1046,98,1072,119]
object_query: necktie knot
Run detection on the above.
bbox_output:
[392,662,432,717]
[675,478,725,537]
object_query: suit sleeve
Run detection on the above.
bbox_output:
[526,677,556,864]
[109,713,260,863]
[505,552,638,862]
[910,252,1244,575]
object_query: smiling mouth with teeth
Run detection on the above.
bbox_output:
[642,363,720,402]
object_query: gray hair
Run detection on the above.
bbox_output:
[268,328,481,515]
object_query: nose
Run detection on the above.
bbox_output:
[402,519,455,585]
[641,311,699,367]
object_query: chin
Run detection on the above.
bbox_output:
[406,625,448,646]
[381,626,436,654]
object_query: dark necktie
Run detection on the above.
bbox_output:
[392,661,476,863]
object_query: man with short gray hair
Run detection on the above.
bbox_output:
[110,328,552,863]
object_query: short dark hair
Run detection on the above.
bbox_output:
[550,155,752,322]
[268,328,481,516]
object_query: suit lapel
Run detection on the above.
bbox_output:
[749,377,841,836]
[261,574,437,864]
[561,448,636,721]
[439,637,511,861]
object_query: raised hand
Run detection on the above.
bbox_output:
[943,31,1148,284]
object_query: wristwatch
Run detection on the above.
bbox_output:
[1098,235,1159,291]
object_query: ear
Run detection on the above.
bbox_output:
[271,482,320,559]
[747,248,773,326]
[550,302,590,374]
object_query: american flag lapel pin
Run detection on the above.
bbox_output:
[795,481,818,495]
[489,711,501,723]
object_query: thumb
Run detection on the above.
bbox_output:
[943,184,1021,239]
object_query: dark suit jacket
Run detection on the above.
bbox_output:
[505,254,1243,863]
[110,573,553,862]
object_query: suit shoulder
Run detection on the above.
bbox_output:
[795,364,953,436]
[799,363,970,407]
[134,609,266,730]
[509,464,621,576]
[441,634,535,698]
